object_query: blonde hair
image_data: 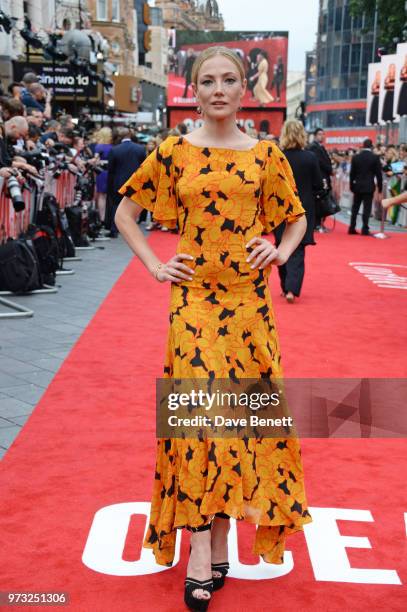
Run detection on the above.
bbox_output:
[280,119,306,150]
[191,46,245,85]
[93,127,112,145]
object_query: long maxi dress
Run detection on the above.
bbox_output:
[118,135,313,567]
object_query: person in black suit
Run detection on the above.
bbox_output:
[308,127,333,231]
[349,138,382,236]
[106,127,146,237]
[274,120,324,303]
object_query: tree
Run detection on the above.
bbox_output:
[349,0,407,53]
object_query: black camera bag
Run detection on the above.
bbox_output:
[24,224,61,286]
[0,237,42,293]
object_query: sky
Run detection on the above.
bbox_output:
[215,0,320,72]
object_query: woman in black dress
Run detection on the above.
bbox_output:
[368,70,381,125]
[381,63,396,122]
[274,120,323,303]
[397,55,407,117]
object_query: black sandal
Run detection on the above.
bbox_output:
[185,522,213,610]
[184,577,213,611]
[211,562,229,590]
[211,512,230,590]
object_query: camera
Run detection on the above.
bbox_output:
[18,149,50,171]
[92,160,108,175]
[7,171,25,212]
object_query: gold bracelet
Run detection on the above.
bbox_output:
[154,262,163,281]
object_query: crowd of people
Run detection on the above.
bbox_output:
[329,141,407,177]
[0,71,405,293]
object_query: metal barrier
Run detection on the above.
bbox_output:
[331,166,407,233]
[0,179,59,318]
[44,170,76,209]
[0,170,79,319]
[0,179,35,241]
[0,167,110,318]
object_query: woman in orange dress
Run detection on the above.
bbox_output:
[115,46,312,611]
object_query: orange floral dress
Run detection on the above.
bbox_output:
[119,135,313,566]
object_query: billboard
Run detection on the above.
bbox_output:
[393,42,407,118]
[366,62,381,126]
[13,61,99,100]
[378,53,398,125]
[167,31,288,109]
[305,51,317,105]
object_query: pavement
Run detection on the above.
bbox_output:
[0,233,135,460]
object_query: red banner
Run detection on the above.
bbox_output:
[168,32,288,109]
[323,128,379,150]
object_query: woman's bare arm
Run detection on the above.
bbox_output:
[382,191,407,209]
[247,215,306,269]
[114,197,194,282]
[276,215,307,263]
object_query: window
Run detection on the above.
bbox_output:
[334,6,343,31]
[333,46,340,68]
[351,44,361,70]
[112,0,120,22]
[341,45,350,74]
[97,0,107,20]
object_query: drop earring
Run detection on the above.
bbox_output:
[196,105,202,114]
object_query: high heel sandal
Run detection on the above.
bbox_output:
[184,577,213,611]
[185,522,213,611]
[211,562,229,591]
[211,512,230,591]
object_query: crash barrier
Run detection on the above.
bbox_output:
[44,170,76,210]
[0,169,106,319]
[0,175,36,241]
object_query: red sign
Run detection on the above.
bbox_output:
[323,128,378,150]
[169,108,284,136]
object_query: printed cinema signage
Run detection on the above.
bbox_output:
[13,62,98,99]
[83,502,403,584]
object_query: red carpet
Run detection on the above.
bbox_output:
[0,220,406,611]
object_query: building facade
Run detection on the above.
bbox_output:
[307,0,379,147]
[155,0,224,30]
[87,0,137,75]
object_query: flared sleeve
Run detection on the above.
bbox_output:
[118,137,178,229]
[260,143,305,233]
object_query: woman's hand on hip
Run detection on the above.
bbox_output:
[156,253,195,283]
[246,237,286,269]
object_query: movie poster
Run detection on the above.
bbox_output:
[366,62,381,126]
[378,54,398,125]
[167,31,288,109]
[393,42,407,118]
[305,51,317,105]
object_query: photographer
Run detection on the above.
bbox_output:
[26,108,44,129]
[40,120,61,146]
[0,96,25,121]
[26,125,43,151]
[21,83,52,120]
[3,116,39,176]
[0,120,24,211]
[7,82,23,101]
